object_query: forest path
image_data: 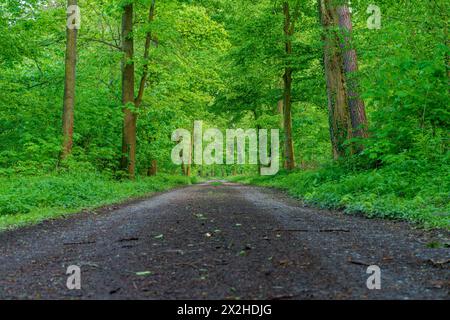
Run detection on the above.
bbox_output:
[0,181,448,299]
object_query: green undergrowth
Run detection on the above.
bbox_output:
[0,171,195,231]
[228,160,449,229]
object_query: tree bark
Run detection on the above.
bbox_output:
[185,121,193,177]
[147,160,157,176]
[135,0,156,108]
[180,149,186,175]
[61,0,78,160]
[120,1,156,179]
[336,4,368,140]
[282,1,298,170]
[120,3,136,178]
[277,99,284,128]
[319,0,351,159]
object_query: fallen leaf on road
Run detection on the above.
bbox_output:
[194,213,208,220]
[135,271,152,276]
[238,250,247,256]
[427,258,450,268]
[278,259,291,267]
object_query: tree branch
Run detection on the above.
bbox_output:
[290,1,301,34]
[82,37,121,50]
[135,0,156,107]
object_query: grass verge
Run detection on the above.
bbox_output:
[0,172,195,231]
[227,161,449,229]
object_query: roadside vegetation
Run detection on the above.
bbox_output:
[0,167,194,231]
[229,158,449,229]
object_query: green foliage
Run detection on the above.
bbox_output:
[0,170,192,230]
[231,158,449,229]
[0,0,448,230]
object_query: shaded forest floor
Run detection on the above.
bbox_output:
[0,181,448,299]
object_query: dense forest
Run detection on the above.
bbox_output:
[0,0,448,229]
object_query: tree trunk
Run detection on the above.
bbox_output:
[282,1,296,170]
[120,3,136,178]
[277,99,284,128]
[186,121,193,177]
[319,0,351,159]
[120,1,156,178]
[61,0,78,160]
[180,149,186,175]
[185,165,191,176]
[147,160,157,176]
[253,109,262,174]
[336,4,368,140]
[135,0,156,108]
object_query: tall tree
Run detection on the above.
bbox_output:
[336,3,368,140]
[61,0,79,159]
[135,0,156,108]
[282,1,300,170]
[318,0,351,159]
[120,0,156,178]
[120,3,136,177]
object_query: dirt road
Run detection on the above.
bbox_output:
[0,181,448,299]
